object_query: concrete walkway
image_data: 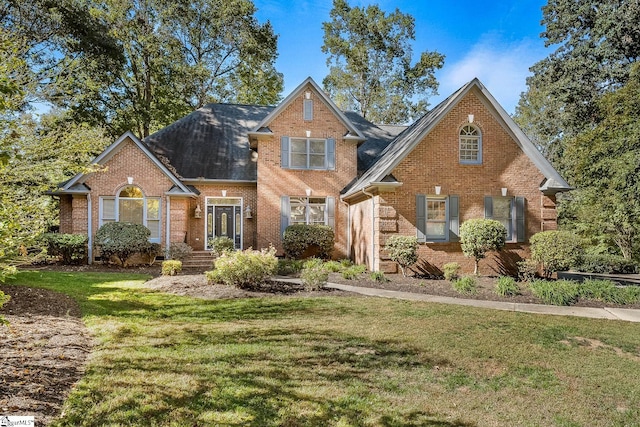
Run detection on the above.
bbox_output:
[325,282,640,323]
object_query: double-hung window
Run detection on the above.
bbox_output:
[484,196,526,242]
[281,136,336,170]
[416,194,459,242]
[99,186,162,243]
[459,125,482,164]
[280,196,336,235]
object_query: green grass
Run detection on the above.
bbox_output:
[8,270,640,426]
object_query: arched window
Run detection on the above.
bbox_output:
[459,125,482,164]
[99,186,161,243]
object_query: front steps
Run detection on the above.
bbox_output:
[182,250,214,269]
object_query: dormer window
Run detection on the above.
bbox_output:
[459,125,482,164]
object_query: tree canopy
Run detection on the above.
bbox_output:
[321,0,444,125]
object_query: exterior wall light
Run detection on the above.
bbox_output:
[468,114,474,123]
[221,190,227,197]
[194,204,202,219]
[435,186,441,195]
[244,205,253,219]
[306,188,312,197]
[127,177,134,185]
[501,187,508,197]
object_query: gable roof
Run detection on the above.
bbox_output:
[145,104,274,181]
[250,77,366,142]
[56,131,194,196]
[341,78,572,198]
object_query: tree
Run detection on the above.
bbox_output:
[514,0,640,171]
[561,63,640,260]
[459,219,507,275]
[321,0,444,125]
[60,0,283,138]
[385,235,418,277]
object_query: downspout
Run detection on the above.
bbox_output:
[87,194,92,264]
[361,188,376,271]
[165,196,171,259]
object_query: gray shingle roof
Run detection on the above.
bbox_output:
[144,104,275,181]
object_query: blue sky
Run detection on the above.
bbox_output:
[253,0,550,115]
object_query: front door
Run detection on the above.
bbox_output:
[206,205,241,249]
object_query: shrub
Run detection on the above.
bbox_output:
[162,260,182,276]
[529,279,580,306]
[459,219,507,274]
[443,262,460,282]
[300,258,329,291]
[168,242,193,261]
[385,235,418,277]
[452,276,477,295]
[206,246,277,288]
[370,271,390,282]
[495,276,519,297]
[620,286,640,304]
[209,236,235,257]
[143,243,162,265]
[324,260,344,272]
[340,259,354,267]
[94,222,152,266]
[517,259,539,282]
[42,233,88,265]
[0,290,9,324]
[341,264,367,280]
[574,253,638,274]
[282,224,334,259]
[530,231,583,278]
[577,279,624,304]
[277,259,304,276]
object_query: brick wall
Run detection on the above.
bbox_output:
[256,83,357,256]
[58,195,73,234]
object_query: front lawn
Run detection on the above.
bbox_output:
[8,271,640,426]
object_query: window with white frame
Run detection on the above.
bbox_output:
[426,198,448,240]
[459,125,482,164]
[289,197,327,225]
[491,197,513,240]
[416,194,459,243]
[99,186,161,243]
[290,138,327,169]
[484,196,526,243]
[303,99,313,121]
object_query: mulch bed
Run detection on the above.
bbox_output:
[3,263,639,424]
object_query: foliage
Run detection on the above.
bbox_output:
[94,222,153,266]
[370,271,389,282]
[276,259,304,276]
[321,0,444,124]
[168,243,193,261]
[517,259,539,282]
[340,259,354,267]
[282,224,334,260]
[459,219,507,274]
[206,246,277,288]
[300,258,329,291]
[452,276,477,295]
[42,233,88,265]
[142,243,162,266]
[529,279,580,306]
[0,290,9,324]
[530,231,583,278]
[209,236,235,257]
[495,276,519,297]
[574,253,638,275]
[514,0,640,166]
[385,235,418,277]
[443,262,460,282]
[323,260,345,273]
[341,264,367,280]
[161,260,182,276]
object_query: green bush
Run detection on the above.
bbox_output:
[162,260,182,276]
[209,236,235,257]
[459,219,507,274]
[619,286,640,304]
[324,260,344,272]
[574,253,638,274]
[42,233,88,265]
[385,235,418,277]
[0,290,9,324]
[143,243,162,266]
[206,246,278,288]
[577,279,624,304]
[277,259,304,276]
[529,279,580,306]
[168,242,193,261]
[530,231,583,278]
[282,224,334,259]
[94,222,153,266]
[452,276,477,295]
[370,271,390,282]
[340,259,354,267]
[495,276,519,297]
[517,259,539,282]
[300,258,329,291]
[341,264,367,280]
[443,262,460,282]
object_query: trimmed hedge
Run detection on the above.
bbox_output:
[530,231,583,278]
[94,222,153,266]
[283,224,334,259]
[574,253,638,274]
[42,233,88,265]
[385,235,418,277]
[162,260,182,276]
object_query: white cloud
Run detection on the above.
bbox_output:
[435,36,548,114]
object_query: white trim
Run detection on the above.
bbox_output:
[204,197,244,250]
[165,196,171,257]
[289,137,328,170]
[87,194,93,264]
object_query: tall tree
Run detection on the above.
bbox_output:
[58,0,283,138]
[321,0,444,124]
[514,0,640,169]
[561,63,640,259]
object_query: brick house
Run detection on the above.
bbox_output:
[52,77,570,274]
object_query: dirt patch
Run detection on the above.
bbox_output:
[0,285,91,426]
[559,337,640,362]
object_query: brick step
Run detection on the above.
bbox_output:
[181,251,215,269]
